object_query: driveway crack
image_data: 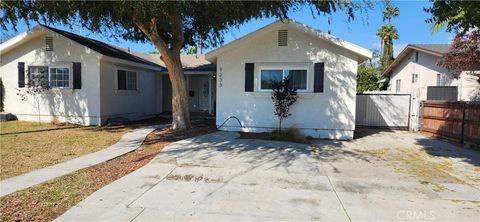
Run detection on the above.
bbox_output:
[127,165,177,207]
[319,163,352,222]
[129,207,146,222]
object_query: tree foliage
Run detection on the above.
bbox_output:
[426,0,479,84]
[382,4,399,23]
[271,78,298,131]
[0,1,364,52]
[186,45,197,55]
[376,2,399,70]
[439,30,480,80]
[425,0,480,35]
[357,65,383,93]
[0,0,370,130]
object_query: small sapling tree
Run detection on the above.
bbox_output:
[271,78,298,131]
[16,70,50,124]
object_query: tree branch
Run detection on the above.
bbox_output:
[133,16,171,58]
[169,11,184,53]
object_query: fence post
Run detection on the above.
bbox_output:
[460,102,466,144]
[419,101,424,131]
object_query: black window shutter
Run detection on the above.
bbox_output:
[314,63,324,93]
[73,62,81,89]
[245,63,254,92]
[117,70,127,90]
[18,62,25,88]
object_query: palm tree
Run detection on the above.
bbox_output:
[383,4,399,23]
[377,24,399,69]
[378,3,400,70]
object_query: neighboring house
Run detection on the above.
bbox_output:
[0,25,215,125]
[206,20,372,140]
[382,44,480,101]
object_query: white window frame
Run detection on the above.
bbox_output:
[258,66,309,92]
[411,73,418,83]
[28,64,72,89]
[115,66,138,91]
[395,79,401,93]
[48,65,71,89]
[436,73,446,86]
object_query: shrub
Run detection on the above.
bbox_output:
[271,78,298,131]
[240,127,309,144]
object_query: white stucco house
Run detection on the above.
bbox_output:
[206,20,371,139]
[1,20,371,140]
[0,25,216,125]
[382,44,480,101]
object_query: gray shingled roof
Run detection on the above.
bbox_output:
[42,25,164,69]
[43,25,215,73]
[122,51,215,73]
[382,44,452,76]
[410,44,451,55]
[145,54,216,73]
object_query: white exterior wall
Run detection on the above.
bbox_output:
[387,50,479,101]
[388,51,458,99]
[387,50,480,131]
[0,31,102,125]
[215,26,359,140]
[458,71,480,101]
[99,59,161,124]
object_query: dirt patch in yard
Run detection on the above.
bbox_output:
[0,119,216,222]
[356,147,466,192]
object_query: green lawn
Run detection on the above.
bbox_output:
[0,121,132,180]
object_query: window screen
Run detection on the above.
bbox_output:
[117,69,137,90]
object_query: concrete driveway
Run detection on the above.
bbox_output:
[56,130,480,221]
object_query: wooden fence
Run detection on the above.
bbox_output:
[420,101,480,145]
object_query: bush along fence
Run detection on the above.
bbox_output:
[420,101,480,145]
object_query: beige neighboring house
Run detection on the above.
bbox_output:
[382,44,480,101]
[381,44,480,131]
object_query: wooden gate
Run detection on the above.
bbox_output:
[356,94,411,128]
[421,101,480,144]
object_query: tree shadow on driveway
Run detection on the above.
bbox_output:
[415,137,480,167]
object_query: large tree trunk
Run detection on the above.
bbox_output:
[134,16,192,130]
[162,53,192,130]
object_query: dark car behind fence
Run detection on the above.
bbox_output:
[420,101,480,145]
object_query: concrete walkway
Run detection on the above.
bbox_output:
[56,131,480,221]
[0,124,165,197]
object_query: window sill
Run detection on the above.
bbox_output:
[15,88,77,95]
[115,89,139,95]
[247,92,316,99]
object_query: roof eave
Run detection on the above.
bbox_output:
[381,44,445,77]
[101,55,165,72]
[206,19,372,63]
[0,25,44,54]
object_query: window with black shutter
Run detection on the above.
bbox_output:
[18,62,25,88]
[244,63,254,92]
[313,63,324,93]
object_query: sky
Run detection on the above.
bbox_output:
[2,0,454,56]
